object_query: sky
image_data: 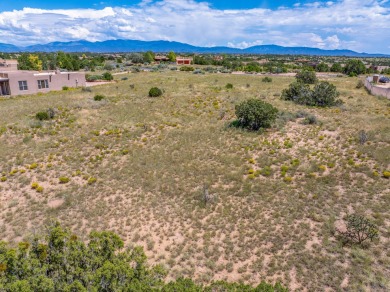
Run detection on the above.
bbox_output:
[0,0,389,53]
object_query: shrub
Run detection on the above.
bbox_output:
[81,87,92,92]
[149,87,163,97]
[86,75,101,82]
[296,70,318,84]
[281,82,312,103]
[310,81,342,107]
[356,80,364,89]
[262,77,272,83]
[62,86,69,91]
[102,72,113,81]
[383,171,390,178]
[235,99,278,131]
[344,59,366,76]
[337,214,379,246]
[88,177,97,185]
[36,111,49,121]
[180,66,194,72]
[282,81,341,107]
[59,177,70,184]
[302,114,318,125]
[225,83,233,89]
[94,94,105,101]
[47,108,56,119]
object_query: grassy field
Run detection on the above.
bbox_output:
[0,71,389,290]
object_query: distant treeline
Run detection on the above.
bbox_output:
[0,51,389,74]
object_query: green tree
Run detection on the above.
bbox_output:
[344,59,366,76]
[143,51,155,63]
[330,62,343,73]
[17,54,43,71]
[235,99,278,130]
[295,70,318,84]
[167,51,176,62]
[316,62,329,72]
[310,81,342,107]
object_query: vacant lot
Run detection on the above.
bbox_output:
[0,71,389,290]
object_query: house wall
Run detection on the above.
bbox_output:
[5,71,86,96]
[365,76,390,99]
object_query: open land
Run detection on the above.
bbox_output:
[0,71,389,290]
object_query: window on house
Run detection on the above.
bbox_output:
[18,81,28,91]
[37,79,49,89]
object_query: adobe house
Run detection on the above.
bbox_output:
[154,55,169,63]
[0,59,86,96]
[176,57,193,65]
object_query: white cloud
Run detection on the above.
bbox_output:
[227,40,263,49]
[0,0,389,53]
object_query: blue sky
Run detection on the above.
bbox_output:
[0,0,389,53]
[0,1,320,10]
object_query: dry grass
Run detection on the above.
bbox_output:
[0,71,389,290]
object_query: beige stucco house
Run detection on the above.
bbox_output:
[0,59,86,96]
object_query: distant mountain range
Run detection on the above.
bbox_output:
[0,40,388,57]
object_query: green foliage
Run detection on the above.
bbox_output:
[93,94,105,101]
[180,66,195,71]
[149,87,163,97]
[315,62,329,72]
[295,70,318,84]
[225,83,233,89]
[167,51,176,62]
[235,99,278,131]
[62,86,69,91]
[262,77,273,83]
[59,177,70,184]
[102,72,113,81]
[330,62,343,73]
[0,222,286,291]
[143,51,155,63]
[35,111,49,121]
[344,59,366,76]
[281,82,312,103]
[17,54,43,71]
[337,214,379,246]
[282,81,342,107]
[310,81,342,107]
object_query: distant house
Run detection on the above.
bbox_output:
[370,65,390,72]
[0,59,86,96]
[176,57,193,65]
[154,55,169,63]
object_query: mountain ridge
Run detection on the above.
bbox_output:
[0,40,388,57]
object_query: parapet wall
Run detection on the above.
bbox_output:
[364,76,390,99]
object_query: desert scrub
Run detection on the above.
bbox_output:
[235,99,278,131]
[262,77,272,83]
[88,177,97,185]
[29,163,38,170]
[148,87,163,97]
[59,177,70,184]
[35,111,50,121]
[94,94,105,101]
[383,171,390,178]
[225,83,233,89]
[0,176,7,182]
[31,182,39,189]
